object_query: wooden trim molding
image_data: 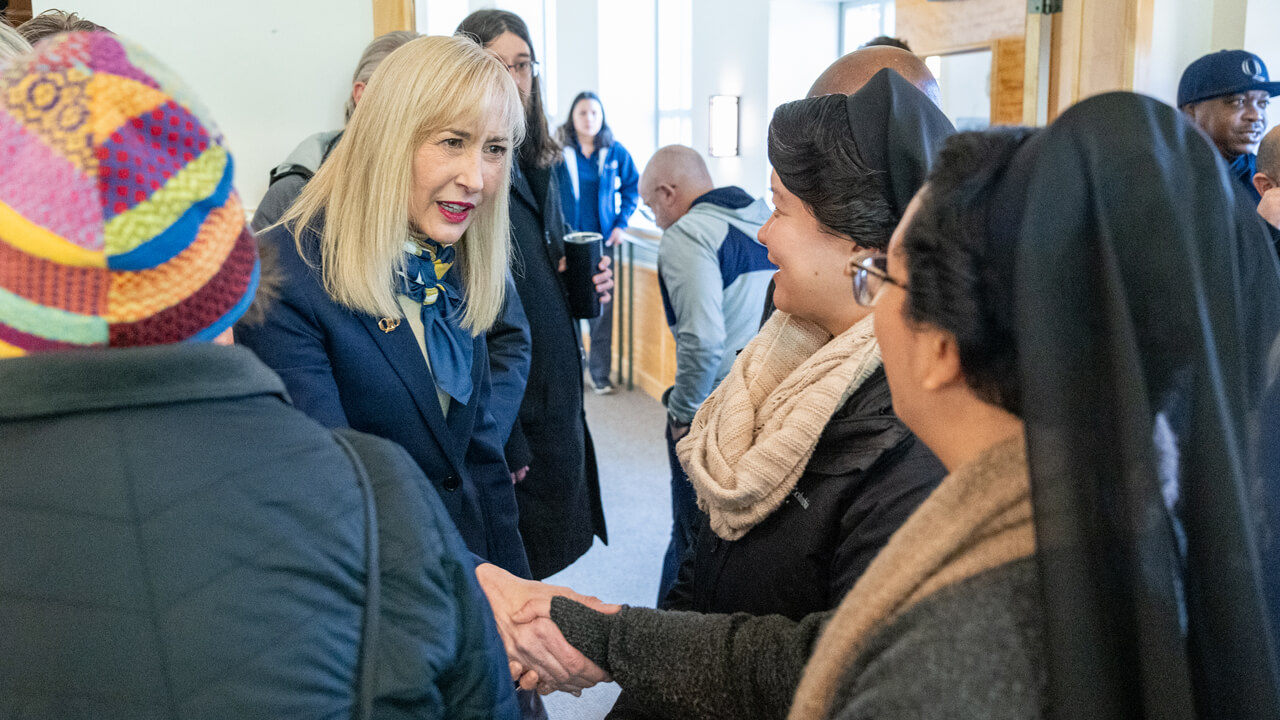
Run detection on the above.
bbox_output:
[1047,0,1144,121]
[372,0,415,36]
[6,0,32,27]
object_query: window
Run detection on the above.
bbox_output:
[840,0,895,56]
[656,0,694,148]
[598,0,657,165]
[420,1,558,114]
[924,49,992,131]
[415,0,468,36]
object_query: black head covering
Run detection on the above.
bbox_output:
[760,68,953,326]
[997,91,1280,718]
[845,67,956,218]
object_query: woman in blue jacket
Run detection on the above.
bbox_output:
[236,35,605,695]
[556,91,640,393]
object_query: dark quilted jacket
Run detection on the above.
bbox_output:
[0,344,517,720]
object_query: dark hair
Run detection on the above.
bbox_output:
[557,91,614,151]
[456,9,561,169]
[767,93,896,250]
[18,8,106,44]
[900,128,1039,415]
[237,236,283,328]
[861,35,912,52]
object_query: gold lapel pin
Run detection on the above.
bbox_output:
[379,317,401,333]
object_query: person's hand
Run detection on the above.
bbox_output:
[1260,188,1280,229]
[607,227,626,247]
[510,596,621,694]
[668,413,692,443]
[510,465,529,484]
[593,255,614,305]
[474,563,612,692]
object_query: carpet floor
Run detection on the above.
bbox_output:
[541,384,672,719]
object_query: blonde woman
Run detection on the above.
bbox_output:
[236,34,606,696]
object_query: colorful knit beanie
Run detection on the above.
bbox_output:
[0,31,258,356]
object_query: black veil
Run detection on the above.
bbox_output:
[996,91,1280,718]
[844,67,955,219]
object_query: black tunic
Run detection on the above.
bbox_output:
[505,160,607,579]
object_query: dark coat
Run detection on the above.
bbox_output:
[235,223,530,577]
[663,367,944,620]
[505,160,607,579]
[0,344,517,719]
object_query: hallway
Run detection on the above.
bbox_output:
[543,386,671,719]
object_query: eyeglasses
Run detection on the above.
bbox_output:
[852,253,907,307]
[505,60,539,78]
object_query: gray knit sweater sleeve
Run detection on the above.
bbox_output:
[828,558,1047,720]
[551,597,829,720]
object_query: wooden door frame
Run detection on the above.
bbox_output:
[6,0,32,27]
[373,0,415,36]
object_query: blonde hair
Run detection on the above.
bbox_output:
[281,35,525,334]
[0,22,30,60]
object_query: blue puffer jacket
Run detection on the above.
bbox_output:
[0,344,517,720]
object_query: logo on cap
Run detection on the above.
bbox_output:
[1244,57,1265,81]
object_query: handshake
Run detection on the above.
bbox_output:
[475,563,618,696]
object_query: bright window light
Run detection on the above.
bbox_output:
[708,95,740,158]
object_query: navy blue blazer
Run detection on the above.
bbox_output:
[236,223,531,578]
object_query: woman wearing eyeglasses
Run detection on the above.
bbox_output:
[456,10,611,586]
[555,91,640,394]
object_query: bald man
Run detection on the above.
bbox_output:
[808,45,940,101]
[1253,125,1280,232]
[642,145,776,604]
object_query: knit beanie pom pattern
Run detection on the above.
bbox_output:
[0,31,258,356]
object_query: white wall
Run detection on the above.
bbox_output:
[1137,0,1213,106]
[36,1,375,214]
[556,0,599,132]
[767,0,840,113]
[1245,0,1280,75]
[691,0,772,197]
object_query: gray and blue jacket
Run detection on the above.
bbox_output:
[659,186,775,424]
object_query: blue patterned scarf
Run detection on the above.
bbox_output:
[397,237,473,405]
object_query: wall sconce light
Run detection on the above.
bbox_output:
[708,95,740,158]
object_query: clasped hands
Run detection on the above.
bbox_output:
[475,563,619,696]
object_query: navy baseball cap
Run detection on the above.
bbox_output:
[1178,50,1280,107]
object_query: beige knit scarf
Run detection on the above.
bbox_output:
[676,311,882,541]
[787,431,1035,720]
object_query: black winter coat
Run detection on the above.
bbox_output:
[505,160,607,579]
[663,367,944,620]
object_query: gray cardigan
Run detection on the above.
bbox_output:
[551,557,1045,720]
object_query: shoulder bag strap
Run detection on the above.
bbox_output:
[331,430,381,720]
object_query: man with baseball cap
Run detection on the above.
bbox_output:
[1178,50,1280,205]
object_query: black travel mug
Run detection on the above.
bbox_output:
[563,231,604,319]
